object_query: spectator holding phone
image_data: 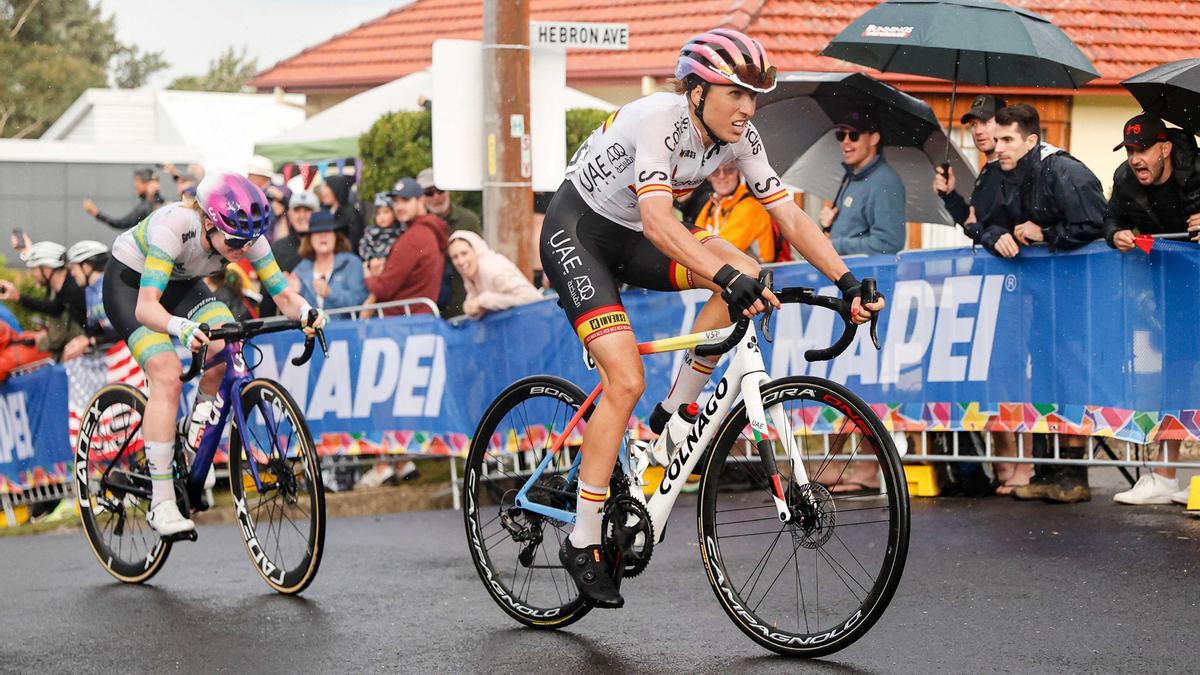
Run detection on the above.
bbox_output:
[83,167,165,230]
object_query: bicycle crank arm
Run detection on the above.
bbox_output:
[163,530,198,543]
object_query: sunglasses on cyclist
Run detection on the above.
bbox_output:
[835,130,863,143]
[222,234,256,250]
[728,63,777,93]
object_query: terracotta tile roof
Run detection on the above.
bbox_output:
[249,0,1197,92]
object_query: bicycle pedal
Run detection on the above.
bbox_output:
[164,530,198,543]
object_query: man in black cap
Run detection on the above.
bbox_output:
[1104,113,1198,508]
[819,109,906,256]
[1105,112,1200,251]
[933,94,1006,243]
[82,167,165,230]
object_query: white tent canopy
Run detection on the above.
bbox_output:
[256,70,615,164]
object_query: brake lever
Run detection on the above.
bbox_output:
[759,269,775,343]
[178,323,212,382]
[860,277,881,350]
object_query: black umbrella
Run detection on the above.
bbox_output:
[754,72,976,225]
[821,0,1100,158]
[1123,58,1200,133]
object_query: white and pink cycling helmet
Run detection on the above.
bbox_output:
[196,171,273,240]
[676,28,777,94]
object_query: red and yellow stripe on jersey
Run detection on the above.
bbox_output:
[573,304,631,347]
[666,228,718,290]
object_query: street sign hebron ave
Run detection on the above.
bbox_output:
[531,21,629,50]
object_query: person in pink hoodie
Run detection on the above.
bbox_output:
[447,230,543,319]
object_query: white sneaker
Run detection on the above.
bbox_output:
[1170,487,1191,506]
[147,500,196,536]
[1113,473,1179,505]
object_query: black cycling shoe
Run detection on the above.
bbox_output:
[559,539,624,608]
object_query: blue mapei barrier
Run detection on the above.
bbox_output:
[234,240,1197,455]
[0,365,69,491]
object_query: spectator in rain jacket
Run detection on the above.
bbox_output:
[980,104,1105,258]
[1105,113,1200,250]
[934,94,1007,244]
[364,178,449,316]
[819,110,907,256]
[447,230,543,319]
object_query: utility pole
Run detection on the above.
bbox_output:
[482,0,533,274]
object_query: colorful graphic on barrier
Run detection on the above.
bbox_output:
[0,366,70,493]
[4,242,1197,491]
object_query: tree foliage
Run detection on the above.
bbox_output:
[566,107,610,158]
[359,107,615,216]
[0,0,168,138]
[169,46,257,92]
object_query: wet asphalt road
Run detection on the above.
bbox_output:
[2,474,1197,674]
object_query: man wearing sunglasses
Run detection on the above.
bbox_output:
[819,110,906,256]
[417,167,481,317]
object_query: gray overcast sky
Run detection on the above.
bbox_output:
[97,0,410,87]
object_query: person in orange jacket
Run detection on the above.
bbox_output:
[695,160,787,263]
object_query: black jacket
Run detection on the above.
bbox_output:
[97,191,165,230]
[1103,129,1200,246]
[980,144,1106,254]
[19,274,86,330]
[940,159,1003,243]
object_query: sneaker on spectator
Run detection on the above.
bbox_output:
[1170,487,1190,506]
[1114,473,1179,505]
[356,463,395,489]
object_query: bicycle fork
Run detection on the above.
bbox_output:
[747,374,828,527]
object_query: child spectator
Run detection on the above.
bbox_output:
[447,230,543,319]
[363,178,448,316]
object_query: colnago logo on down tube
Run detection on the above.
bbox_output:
[771,275,1005,384]
[660,377,729,495]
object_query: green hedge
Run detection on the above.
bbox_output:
[358,108,612,213]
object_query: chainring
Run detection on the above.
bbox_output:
[601,495,655,578]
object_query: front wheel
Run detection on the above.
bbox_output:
[697,376,909,657]
[229,378,325,594]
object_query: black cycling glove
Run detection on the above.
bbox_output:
[714,264,766,319]
[835,272,862,301]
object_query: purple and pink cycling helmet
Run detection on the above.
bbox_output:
[196,171,273,239]
[676,28,777,94]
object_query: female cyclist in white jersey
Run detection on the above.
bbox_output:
[105,172,327,536]
[539,28,886,608]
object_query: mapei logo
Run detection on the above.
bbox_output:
[772,275,1006,385]
[862,24,914,39]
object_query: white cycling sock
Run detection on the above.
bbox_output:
[569,480,608,548]
[661,351,718,414]
[145,440,176,506]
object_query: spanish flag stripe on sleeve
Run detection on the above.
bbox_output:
[758,190,790,208]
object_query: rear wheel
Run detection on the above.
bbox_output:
[697,376,909,657]
[229,378,325,595]
[75,383,172,583]
[463,376,592,629]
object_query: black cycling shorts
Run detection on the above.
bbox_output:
[539,181,715,347]
[103,260,235,366]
